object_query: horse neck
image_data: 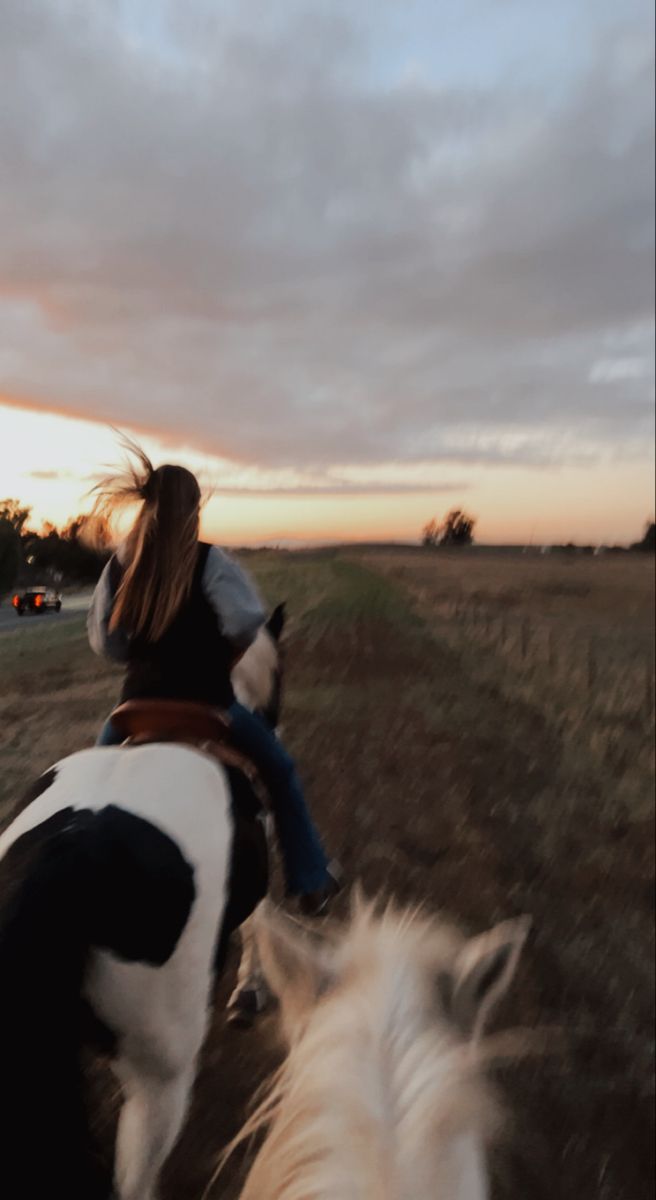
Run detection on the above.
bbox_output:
[242,968,490,1200]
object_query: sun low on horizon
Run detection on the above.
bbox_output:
[0,0,653,551]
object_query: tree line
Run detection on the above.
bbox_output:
[1,494,653,598]
[0,499,109,597]
[421,508,655,554]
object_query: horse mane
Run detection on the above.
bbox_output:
[225,903,508,1200]
[232,626,279,716]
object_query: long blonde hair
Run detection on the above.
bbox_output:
[87,438,202,642]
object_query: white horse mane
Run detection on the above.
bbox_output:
[228,901,528,1200]
[232,626,279,715]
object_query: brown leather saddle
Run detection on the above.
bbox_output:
[110,699,260,782]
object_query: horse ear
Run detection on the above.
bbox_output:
[449,916,530,1041]
[254,903,336,1040]
[266,603,286,642]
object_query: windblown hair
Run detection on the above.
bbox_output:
[86,437,202,642]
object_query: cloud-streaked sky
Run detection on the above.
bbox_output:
[1,0,654,543]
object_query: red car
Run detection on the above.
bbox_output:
[12,587,62,616]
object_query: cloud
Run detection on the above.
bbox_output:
[589,356,652,384]
[0,0,653,473]
[24,469,72,480]
[209,481,470,496]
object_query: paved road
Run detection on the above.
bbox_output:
[0,592,91,635]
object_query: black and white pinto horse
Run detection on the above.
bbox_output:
[0,605,285,1200]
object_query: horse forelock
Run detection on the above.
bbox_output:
[238,906,498,1200]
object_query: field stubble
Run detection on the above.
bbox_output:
[370,550,655,821]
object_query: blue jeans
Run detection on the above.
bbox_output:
[96,703,329,896]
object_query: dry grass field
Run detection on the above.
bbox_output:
[0,548,654,1199]
[368,549,655,818]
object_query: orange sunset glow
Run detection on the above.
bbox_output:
[1,403,652,548]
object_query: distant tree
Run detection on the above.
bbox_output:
[422,509,476,548]
[422,518,440,547]
[628,519,655,553]
[439,508,476,547]
[0,495,111,588]
[637,520,655,553]
[0,518,22,597]
[0,499,31,535]
[22,512,109,584]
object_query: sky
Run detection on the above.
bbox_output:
[0,0,654,546]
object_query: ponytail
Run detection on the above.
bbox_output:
[86,437,202,642]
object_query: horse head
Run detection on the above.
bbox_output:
[238,897,530,1200]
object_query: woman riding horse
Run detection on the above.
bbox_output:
[87,442,340,916]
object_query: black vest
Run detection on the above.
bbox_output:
[110,542,235,709]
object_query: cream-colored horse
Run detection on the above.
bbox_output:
[236,898,529,1200]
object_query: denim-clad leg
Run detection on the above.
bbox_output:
[228,701,329,896]
[96,718,124,746]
